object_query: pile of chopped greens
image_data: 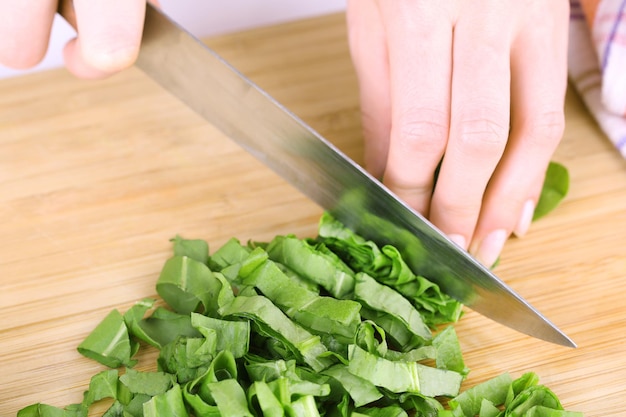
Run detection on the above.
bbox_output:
[19,209,581,417]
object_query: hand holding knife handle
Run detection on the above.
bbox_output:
[56,0,148,78]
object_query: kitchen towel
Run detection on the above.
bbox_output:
[568,0,626,157]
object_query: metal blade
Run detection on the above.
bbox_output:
[133,5,574,347]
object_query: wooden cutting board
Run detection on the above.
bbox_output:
[1,12,625,416]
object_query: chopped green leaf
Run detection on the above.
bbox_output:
[238,247,362,344]
[449,372,513,416]
[192,350,240,403]
[17,404,67,417]
[354,272,431,350]
[142,384,189,417]
[317,212,463,326]
[347,345,462,397]
[119,368,175,397]
[19,213,582,417]
[432,326,468,376]
[77,309,137,369]
[534,162,570,220]
[247,380,285,417]
[134,307,201,349]
[82,369,119,406]
[209,237,251,271]
[353,405,409,417]
[266,235,355,299]
[219,295,334,372]
[170,235,209,265]
[288,394,323,417]
[478,398,501,417]
[190,312,250,358]
[322,364,383,407]
[156,256,227,315]
[206,379,254,416]
[157,336,213,384]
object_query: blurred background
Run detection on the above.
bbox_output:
[0,0,346,79]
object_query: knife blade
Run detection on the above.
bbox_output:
[58,3,575,347]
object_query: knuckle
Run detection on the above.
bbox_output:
[394,110,449,155]
[525,110,565,147]
[435,193,482,224]
[455,114,509,156]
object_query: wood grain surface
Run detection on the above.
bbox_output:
[1,12,625,416]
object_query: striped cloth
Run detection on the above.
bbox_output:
[569,0,626,157]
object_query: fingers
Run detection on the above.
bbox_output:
[346,0,391,179]
[0,0,148,77]
[64,0,147,78]
[429,2,513,252]
[469,2,569,266]
[379,1,454,214]
[0,0,57,69]
[344,0,569,267]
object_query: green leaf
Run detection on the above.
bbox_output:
[219,295,334,372]
[347,345,462,397]
[19,214,584,417]
[505,372,541,406]
[534,162,570,221]
[82,369,119,406]
[17,404,67,417]
[248,381,285,417]
[119,368,175,397]
[288,394,322,417]
[18,404,87,417]
[506,385,564,416]
[354,272,431,350]
[61,404,87,417]
[101,401,124,417]
[194,350,240,402]
[383,344,436,363]
[123,394,152,416]
[182,384,221,417]
[170,235,209,265]
[157,336,214,384]
[355,320,389,357]
[190,313,250,358]
[142,384,189,417]
[123,298,157,346]
[206,379,254,416]
[317,212,462,326]
[322,364,383,407]
[479,398,501,417]
[244,357,300,382]
[135,307,201,349]
[238,247,362,344]
[266,235,355,299]
[432,326,469,376]
[353,405,409,417]
[77,310,137,368]
[209,237,251,271]
[156,256,228,315]
[520,406,584,417]
[448,372,513,416]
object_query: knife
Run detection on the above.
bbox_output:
[58,2,575,348]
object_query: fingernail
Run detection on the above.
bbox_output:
[513,200,535,238]
[474,229,508,268]
[448,234,467,249]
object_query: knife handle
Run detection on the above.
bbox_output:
[57,0,77,29]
